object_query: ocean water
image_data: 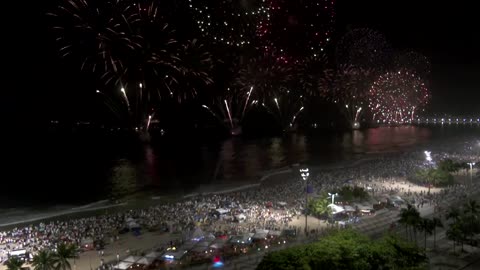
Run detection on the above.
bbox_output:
[0,125,478,225]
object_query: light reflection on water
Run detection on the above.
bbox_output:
[1,125,478,207]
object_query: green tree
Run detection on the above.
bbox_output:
[463,200,480,234]
[416,168,454,190]
[431,217,443,249]
[256,230,427,270]
[418,218,434,250]
[53,243,77,270]
[352,186,369,200]
[446,222,463,254]
[4,257,24,270]
[438,159,457,172]
[446,207,461,223]
[32,250,56,270]
[399,204,421,242]
[308,195,332,220]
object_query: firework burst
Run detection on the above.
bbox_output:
[335,28,392,71]
[188,0,268,47]
[368,70,430,124]
[333,65,375,125]
[50,0,215,130]
[202,86,256,135]
[261,89,305,130]
[235,55,292,102]
[48,0,142,75]
[294,54,331,98]
[258,0,336,61]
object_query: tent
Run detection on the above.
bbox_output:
[328,204,345,214]
[344,205,356,212]
[136,256,155,266]
[277,202,287,206]
[268,230,282,237]
[163,250,188,260]
[182,240,197,250]
[191,227,205,240]
[128,221,141,230]
[216,208,230,215]
[123,256,142,263]
[209,239,227,250]
[145,251,162,259]
[113,261,133,270]
[235,214,246,221]
[228,233,253,245]
[190,246,209,254]
[205,233,216,241]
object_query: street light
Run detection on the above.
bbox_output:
[300,168,309,235]
[468,162,476,185]
[424,151,432,163]
[328,192,339,204]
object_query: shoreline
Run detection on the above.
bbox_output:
[0,155,388,230]
[0,202,127,230]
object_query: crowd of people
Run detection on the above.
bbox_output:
[1,138,478,267]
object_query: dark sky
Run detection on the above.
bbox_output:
[3,0,479,128]
[336,0,479,114]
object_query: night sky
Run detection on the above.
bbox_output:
[3,0,479,129]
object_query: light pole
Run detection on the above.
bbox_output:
[300,168,309,235]
[468,162,476,185]
[328,193,338,204]
[424,151,432,163]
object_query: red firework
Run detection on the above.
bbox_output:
[257,0,336,62]
[368,70,430,124]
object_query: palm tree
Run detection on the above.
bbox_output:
[399,207,411,241]
[431,217,443,249]
[418,218,434,250]
[53,243,77,270]
[32,250,56,270]
[5,256,24,270]
[398,204,421,242]
[463,200,480,231]
[446,222,462,254]
[446,207,461,223]
[309,197,330,219]
[416,169,436,193]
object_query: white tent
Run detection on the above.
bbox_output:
[113,261,133,270]
[209,243,225,249]
[328,204,345,214]
[127,222,140,229]
[191,227,205,240]
[216,208,230,215]
[163,250,188,260]
[277,202,287,206]
[205,233,216,240]
[268,230,282,237]
[123,256,142,263]
[235,214,246,221]
[344,205,356,212]
[136,256,155,266]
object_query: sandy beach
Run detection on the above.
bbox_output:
[0,146,477,270]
